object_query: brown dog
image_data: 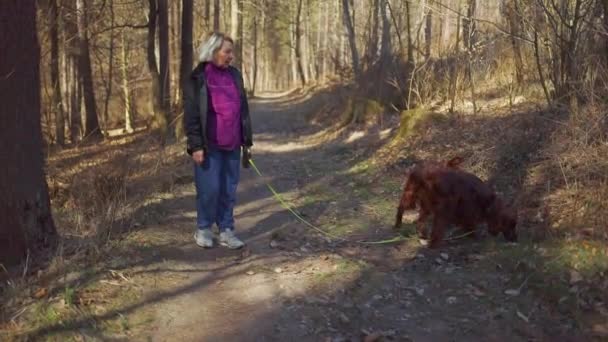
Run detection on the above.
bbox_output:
[394,157,517,248]
[394,156,463,232]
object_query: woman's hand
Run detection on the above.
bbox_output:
[192,150,205,165]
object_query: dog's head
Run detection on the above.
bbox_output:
[402,166,426,209]
[487,199,518,242]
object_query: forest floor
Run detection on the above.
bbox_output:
[2,85,608,341]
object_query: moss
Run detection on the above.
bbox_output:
[341,98,385,126]
[396,107,446,138]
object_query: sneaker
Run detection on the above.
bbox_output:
[194,229,214,248]
[219,229,245,249]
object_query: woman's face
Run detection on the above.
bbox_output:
[213,40,234,68]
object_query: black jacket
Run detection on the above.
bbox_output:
[183,62,253,155]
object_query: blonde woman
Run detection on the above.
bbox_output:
[183,32,253,249]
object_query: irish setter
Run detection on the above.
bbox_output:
[394,157,517,248]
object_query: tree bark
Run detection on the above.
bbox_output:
[204,0,211,29]
[181,0,194,89]
[158,0,171,112]
[77,0,102,140]
[121,32,134,133]
[0,0,57,266]
[148,0,167,142]
[295,0,307,86]
[405,0,413,62]
[214,0,220,31]
[379,0,391,61]
[506,0,524,84]
[603,0,608,67]
[64,0,83,143]
[342,0,361,80]
[50,0,65,146]
[230,0,243,69]
[424,1,432,58]
[252,16,259,94]
[103,0,116,132]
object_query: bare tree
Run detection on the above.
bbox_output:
[214,0,220,31]
[77,0,102,140]
[295,0,307,86]
[342,0,361,80]
[121,31,134,133]
[102,0,116,132]
[0,0,56,266]
[50,0,65,145]
[181,0,194,89]
[159,0,171,112]
[148,0,167,141]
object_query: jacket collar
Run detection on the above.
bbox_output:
[191,62,236,80]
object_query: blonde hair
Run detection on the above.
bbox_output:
[197,32,234,63]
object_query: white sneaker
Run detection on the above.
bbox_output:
[219,229,245,249]
[194,229,214,248]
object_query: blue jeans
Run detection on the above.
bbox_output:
[194,147,241,232]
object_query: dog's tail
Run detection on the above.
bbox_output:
[446,156,464,168]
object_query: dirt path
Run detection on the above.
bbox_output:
[55,93,588,341]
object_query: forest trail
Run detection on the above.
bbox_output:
[122,93,584,342]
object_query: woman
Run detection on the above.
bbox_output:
[183,32,253,249]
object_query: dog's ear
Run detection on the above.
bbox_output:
[446,156,464,168]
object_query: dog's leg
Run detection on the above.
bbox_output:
[429,216,448,249]
[394,204,405,229]
[394,185,412,229]
[416,207,430,239]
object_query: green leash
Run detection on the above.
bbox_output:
[248,158,407,245]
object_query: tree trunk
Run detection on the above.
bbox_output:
[367,0,380,66]
[148,0,167,142]
[295,0,307,86]
[181,0,194,89]
[77,0,102,140]
[0,0,56,266]
[603,0,608,67]
[379,0,391,61]
[342,0,361,80]
[506,0,524,84]
[462,0,476,51]
[252,16,259,94]
[103,0,115,132]
[50,0,65,146]
[70,59,83,143]
[214,0,220,31]
[204,0,211,29]
[158,0,171,113]
[238,0,244,70]
[121,32,134,133]
[405,0,413,62]
[64,0,82,143]
[321,0,329,79]
[171,1,181,105]
[424,1,432,58]
[230,0,243,69]
[290,21,298,86]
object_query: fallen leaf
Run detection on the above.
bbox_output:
[33,288,48,299]
[517,310,529,323]
[570,270,583,284]
[241,248,251,258]
[504,289,520,296]
[363,332,383,342]
[592,323,608,337]
[339,312,350,324]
